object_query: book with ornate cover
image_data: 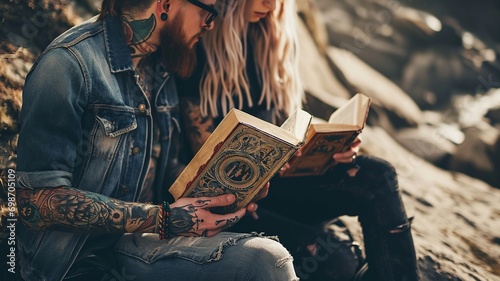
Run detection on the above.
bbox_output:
[280,93,371,177]
[169,108,312,214]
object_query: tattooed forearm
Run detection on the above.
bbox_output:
[180,98,215,153]
[16,187,160,233]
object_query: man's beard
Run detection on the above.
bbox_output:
[160,13,201,78]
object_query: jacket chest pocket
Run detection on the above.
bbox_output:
[91,108,138,160]
[96,108,138,137]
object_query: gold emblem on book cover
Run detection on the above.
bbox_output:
[188,127,292,201]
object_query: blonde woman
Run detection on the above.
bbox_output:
[177,0,419,280]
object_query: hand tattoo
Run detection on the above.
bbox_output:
[168,200,217,236]
[169,205,198,234]
[215,216,240,230]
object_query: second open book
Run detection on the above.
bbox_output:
[280,93,371,177]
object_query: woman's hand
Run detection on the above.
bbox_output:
[246,182,270,220]
[169,194,246,237]
[280,148,303,173]
[333,137,361,164]
[333,137,362,176]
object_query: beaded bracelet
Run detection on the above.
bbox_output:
[158,201,171,240]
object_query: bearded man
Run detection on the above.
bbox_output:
[15,1,297,280]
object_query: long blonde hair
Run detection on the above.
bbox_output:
[200,0,303,120]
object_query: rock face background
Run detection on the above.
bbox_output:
[1,1,499,281]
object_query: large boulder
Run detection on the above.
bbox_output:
[448,121,500,188]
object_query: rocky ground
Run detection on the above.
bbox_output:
[297,1,500,280]
[1,1,499,280]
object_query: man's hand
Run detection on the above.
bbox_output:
[169,194,246,237]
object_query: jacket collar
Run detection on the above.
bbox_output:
[103,15,134,73]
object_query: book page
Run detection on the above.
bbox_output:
[280,109,312,143]
[328,93,370,128]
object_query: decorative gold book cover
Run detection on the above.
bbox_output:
[184,126,296,214]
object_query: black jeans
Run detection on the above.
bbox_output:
[233,155,418,281]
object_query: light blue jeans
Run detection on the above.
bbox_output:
[112,232,299,281]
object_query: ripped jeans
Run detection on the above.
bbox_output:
[112,232,298,281]
[233,155,419,281]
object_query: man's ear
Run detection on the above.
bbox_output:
[158,0,171,21]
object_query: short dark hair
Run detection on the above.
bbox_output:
[98,0,156,20]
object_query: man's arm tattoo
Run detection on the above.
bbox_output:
[180,98,215,153]
[17,187,160,233]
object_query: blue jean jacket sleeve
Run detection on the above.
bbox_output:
[17,47,88,189]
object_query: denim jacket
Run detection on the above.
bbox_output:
[16,15,180,281]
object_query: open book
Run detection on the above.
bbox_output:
[280,93,371,177]
[169,108,312,213]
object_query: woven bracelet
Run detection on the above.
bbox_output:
[159,201,171,240]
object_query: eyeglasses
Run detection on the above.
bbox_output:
[187,0,219,26]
